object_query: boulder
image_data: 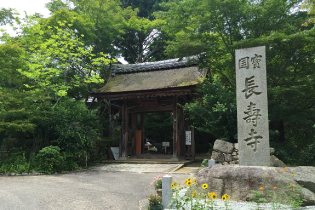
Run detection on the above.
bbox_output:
[196,165,315,206]
[270,147,275,155]
[232,155,239,161]
[288,166,315,194]
[211,151,224,163]
[270,155,286,167]
[224,154,233,162]
[213,139,234,154]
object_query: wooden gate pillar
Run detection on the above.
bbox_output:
[171,95,179,161]
[131,113,137,156]
[140,113,145,154]
[120,102,129,160]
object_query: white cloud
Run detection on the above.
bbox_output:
[1,0,51,36]
[2,0,51,18]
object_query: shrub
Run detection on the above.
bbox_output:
[298,142,315,166]
[47,99,99,164]
[35,146,64,174]
[0,148,30,173]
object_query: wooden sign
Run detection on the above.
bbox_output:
[137,97,159,106]
[162,142,170,147]
[185,131,191,145]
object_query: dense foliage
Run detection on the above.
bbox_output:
[0,0,314,171]
[155,0,315,165]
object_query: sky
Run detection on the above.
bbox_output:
[1,0,51,35]
[1,0,127,63]
[1,0,51,18]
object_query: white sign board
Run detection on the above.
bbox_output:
[185,131,191,145]
[110,147,120,160]
[162,142,170,147]
[235,46,270,166]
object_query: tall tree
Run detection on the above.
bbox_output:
[0,43,50,150]
[302,0,315,25]
[156,0,315,146]
[17,20,112,101]
[0,8,16,26]
[116,0,169,63]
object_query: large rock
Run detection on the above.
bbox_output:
[211,151,224,163]
[213,139,234,154]
[196,165,315,206]
[224,154,233,162]
[270,155,286,167]
[288,166,315,194]
[270,148,275,155]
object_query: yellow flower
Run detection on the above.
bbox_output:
[281,170,285,172]
[211,192,217,199]
[193,178,197,183]
[188,177,191,181]
[260,187,264,190]
[171,183,175,188]
[222,195,227,201]
[270,176,273,178]
[291,184,295,187]
[202,183,208,189]
[192,193,195,198]
[187,180,192,186]
[274,186,277,189]
[291,174,296,176]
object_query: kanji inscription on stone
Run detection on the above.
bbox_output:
[244,129,262,152]
[243,102,262,127]
[235,46,270,166]
[242,76,262,99]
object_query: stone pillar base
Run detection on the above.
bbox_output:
[170,157,179,161]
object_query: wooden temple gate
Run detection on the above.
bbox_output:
[90,56,205,161]
[119,94,195,161]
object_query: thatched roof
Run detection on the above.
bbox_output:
[111,55,200,76]
[91,56,206,99]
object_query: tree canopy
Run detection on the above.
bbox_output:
[0,0,315,167]
[154,0,315,164]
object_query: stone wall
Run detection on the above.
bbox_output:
[211,139,285,167]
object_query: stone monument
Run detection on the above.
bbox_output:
[235,46,270,166]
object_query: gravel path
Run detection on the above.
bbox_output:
[0,170,191,210]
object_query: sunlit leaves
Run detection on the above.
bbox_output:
[15,19,113,99]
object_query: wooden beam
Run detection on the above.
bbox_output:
[90,86,196,100]
[140,113,145,154]
[178,108,185,157]
[129,105,173,113]
[131,113,137,156]
[171,95,179,161]
[120,103,128,160]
